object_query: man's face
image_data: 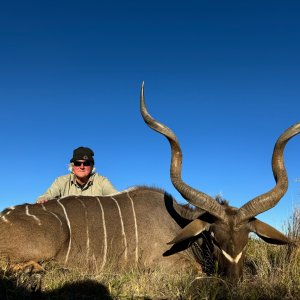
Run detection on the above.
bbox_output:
[72,160,92,179]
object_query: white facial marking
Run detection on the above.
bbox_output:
[57,199,72,264]
[26,205,42,226]
[221,249,243,264]
[112,197,128,261]
[97,197,107,272]
[127,192,139,264]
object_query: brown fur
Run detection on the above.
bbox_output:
[0,187,202,273]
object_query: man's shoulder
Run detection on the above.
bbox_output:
[92,173,108,181]
[54,173,73,182]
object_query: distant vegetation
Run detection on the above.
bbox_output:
[1,208,300,300]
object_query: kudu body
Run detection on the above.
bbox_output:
[0,188,200,272]
[0,84,299,282]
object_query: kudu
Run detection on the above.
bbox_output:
[0,84,299,282]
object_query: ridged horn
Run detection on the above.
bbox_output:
[140,82,226,220]
[237,122,300,223]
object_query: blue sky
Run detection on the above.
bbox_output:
[0,0,299,230]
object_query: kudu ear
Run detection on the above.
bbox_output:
[167,219,209,245]
[249,218,290,245]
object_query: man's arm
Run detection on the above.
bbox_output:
[101,177,119,195]
[36,178,62,203]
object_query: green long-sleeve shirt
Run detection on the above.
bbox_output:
[36,172,118,202]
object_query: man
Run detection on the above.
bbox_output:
[36,146,118,203]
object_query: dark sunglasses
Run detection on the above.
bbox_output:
[73,161,92,167]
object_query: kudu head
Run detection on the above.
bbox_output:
[140,82,300,282]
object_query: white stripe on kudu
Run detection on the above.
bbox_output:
[57,199,72,264]
[1,215,9,223]
[26,205,41,226]
[78,199,90,263]
[0,208,13,223]
[41,204,63,226]
[111,197,128,261]
[127,192,139,264]
[96,197,107,272]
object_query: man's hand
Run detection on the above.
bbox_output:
[36,199,48,204]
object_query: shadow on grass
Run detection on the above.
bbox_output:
[0,276,112,300]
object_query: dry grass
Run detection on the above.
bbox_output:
[1,208,300,299]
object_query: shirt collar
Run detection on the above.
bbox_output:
[71,173,95,186]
